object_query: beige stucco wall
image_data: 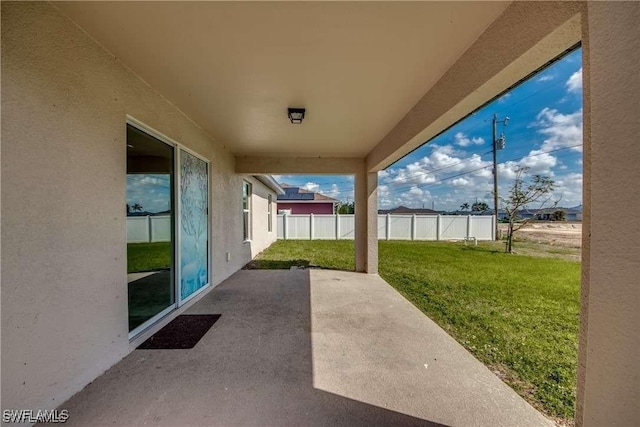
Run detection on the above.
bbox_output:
[1,2,274,412]
[244,176,278,258]
[578,3,640,426]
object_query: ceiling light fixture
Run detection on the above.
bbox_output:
[287,108,306,124]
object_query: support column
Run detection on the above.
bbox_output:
[578,3,640,426]
[355,169,378,273]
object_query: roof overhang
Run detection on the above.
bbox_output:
[254,175,285,195]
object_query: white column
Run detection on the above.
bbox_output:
[310,213,314,240]
[355,169,378,273]
[577,4,640,426]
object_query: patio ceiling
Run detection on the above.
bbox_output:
[55,1,510,158]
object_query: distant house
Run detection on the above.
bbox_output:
[446,209,506,218]
[525,205,583,221]
[378,206,440,215]
[277,184,339,214]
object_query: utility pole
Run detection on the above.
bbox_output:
[492,113,509,240]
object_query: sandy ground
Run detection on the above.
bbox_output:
[500,222,582,248]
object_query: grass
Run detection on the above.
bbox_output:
[127,242,171,273]
[252,240,580,424]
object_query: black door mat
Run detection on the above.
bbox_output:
[137,314,221,350]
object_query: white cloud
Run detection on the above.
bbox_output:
[302,182,320,192]
[454,132,485,147]
[378,144,494,209]
[518,150,558,174]
[566,68,582,93]
[498,93,511,103]
[409,186,423,196]
[550,172,583,207]
[324,183,341,199]
[534,107,583,153]
[537,74,554,82]
[451,177,471,186]
[302,182,343,200]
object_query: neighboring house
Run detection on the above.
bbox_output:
[277,184,339,214]
[378,205,440,215]
[517,205,583,221]
[537,206,583,221]
[243,175,285,255]
[450,209,507,219]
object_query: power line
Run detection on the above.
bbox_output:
[382,143,583,195]
[306,144,583,203]
[291,142,583,199]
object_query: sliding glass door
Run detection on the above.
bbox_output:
[126,121,211,336]
[126,124,176,333]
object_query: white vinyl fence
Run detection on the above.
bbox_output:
[277,214,495,241]
[127,215,171,243]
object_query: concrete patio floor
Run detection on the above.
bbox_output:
[56,270,552,426]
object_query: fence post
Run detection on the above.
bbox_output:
[436,215,441,241]
[386,214,391,240]
[283,214,288,240]
[411,214,417,241]
[335,214,340,240]
[467,215,472,238]
[310,213,314,240]
[147,215,152,243]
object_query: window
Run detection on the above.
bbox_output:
[268,194,273,232]
[243,181,252,241]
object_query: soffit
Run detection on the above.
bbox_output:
[56,1,510,157]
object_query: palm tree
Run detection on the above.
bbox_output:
[460,202,470,211]
[472,201,489,212]
[132,203,143,212]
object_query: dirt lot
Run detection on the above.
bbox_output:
[500,222,582,248]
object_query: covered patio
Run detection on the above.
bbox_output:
[58,269,551,426]
[2,2,638,426]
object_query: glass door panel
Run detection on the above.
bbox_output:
[126,124,175,333]
[178,149,209,302]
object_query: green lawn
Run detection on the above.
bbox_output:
[127,242,171,273]
[251,240,580,424]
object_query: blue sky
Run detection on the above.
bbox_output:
[275,47,583,211]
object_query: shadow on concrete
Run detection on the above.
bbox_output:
[243,259,355,273]
[54,270,447,426]
[243,258,312,270]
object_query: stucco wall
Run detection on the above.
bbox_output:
[244,176,278,258]
[276,202,335,215]
[578,3,640,426]
[1,2,272,412]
